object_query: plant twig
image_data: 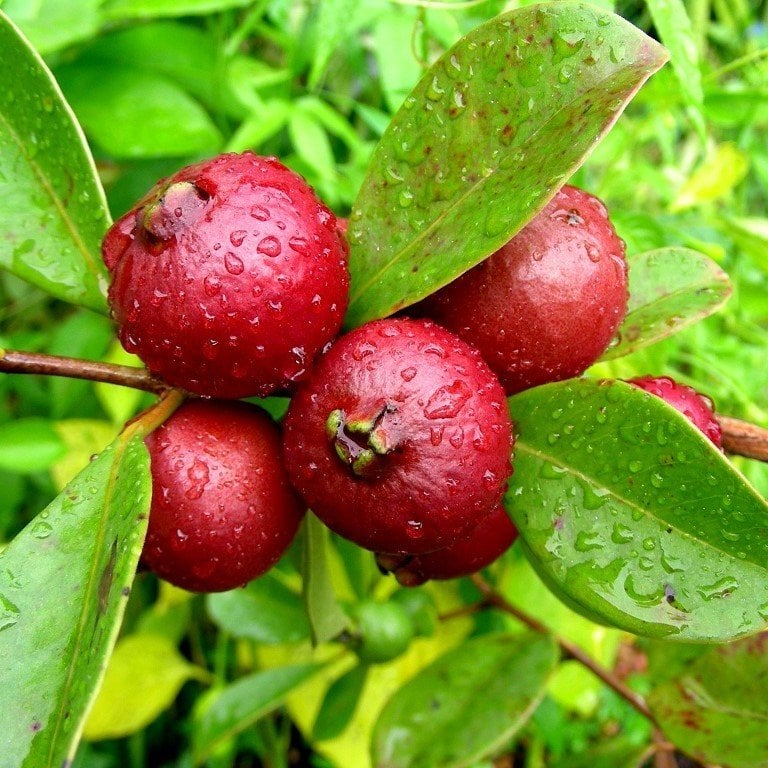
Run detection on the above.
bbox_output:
[0,348,167,394]
[719,415,768,462]
[469,573,657,725]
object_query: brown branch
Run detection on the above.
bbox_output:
[469,573,657,725]
[719,415,768,463]
[0,348,167,394]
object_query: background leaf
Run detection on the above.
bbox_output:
[191,664,321,766]
[206,573,311,644]
[345,3,668,326]
[102,0,253,21]
[600,247,732,361]
[55,64,222,159]
[506,378,768,642]
[0,429,151,768]
[1,0,101,54]
[83,633,207,740]
[0,11,110,312]
[302,513,351,646]
[371,632,558,768]
[0,417,66,473]
[648,633,768,768]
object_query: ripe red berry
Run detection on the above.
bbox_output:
[628,375,723,448]
[103,152,349,398]
[282,317,513,555]
[376,504,518,587]
[142,399,305,592]
[414,185,628,394]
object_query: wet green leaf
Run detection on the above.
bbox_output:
[0,430,151,768]
[346,3,668,327]
[2,0,101,54]
[206,573,311,644]
[192,664,321,766]
[600,248,732,361]
[56,63,222,159]
[506,378,768,642]
[0,12,111,313]
[84,633,207,740]
[303,513,351,646]
[371,632,558,768]
[649,633,768,768]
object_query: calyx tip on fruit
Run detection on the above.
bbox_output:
[326,405,400,477]
[140,181,209,243]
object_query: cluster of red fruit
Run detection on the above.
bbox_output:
[103,151,722,595]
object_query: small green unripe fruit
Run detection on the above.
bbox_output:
[352,600,414,664]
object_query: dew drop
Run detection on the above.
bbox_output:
[0,595,20,632]
[229,230,247,247]
[400,367,417,382]
[257,236,281,257]
[288,236,309,254]
[31,521,53,539]
[203,275,221,296]
[424,380,472,419]
[224,252,244,275]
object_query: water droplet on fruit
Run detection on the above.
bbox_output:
[401,367,417,382]
[224,252,244,275]
[230,230,247,247]
[448,427,464,448]
[288,236,309,254]
[250,205,270,220]
[586,244,601,262]
[353,341,377,361]
[406,520,424,538]
[257,236,281,257]
[430,426,444,446]
[204,275,221,296]
[424,380,472,419]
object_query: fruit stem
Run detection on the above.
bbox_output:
[719,415,768,462]
[469,573,658,726]
[0,348,167,394]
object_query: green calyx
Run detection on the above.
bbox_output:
[326,406,398,477]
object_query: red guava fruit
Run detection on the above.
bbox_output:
[282,317,514,555]
[414,184,628,394]
[628,375,723,448]
[103,152,349,398]
[376,504,518,586]
[142,399,305,592]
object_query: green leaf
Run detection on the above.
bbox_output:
[192,664,321,766]
[0,12,111,313]
[372,11,423,114]
[206,573,311,644]
[645,0,704,131]
[0,417,66,473]
[649,634,768,768]
[2,0,101,54]
[0,430,151,768]
[302,513,351,646]
[51,420,117,490]
[506,378,768,642]
[345,3,668,327]
[312,663,368,741]
[550,737,649,768]
[55,63,222,159]
[600,248,732,361]
[371,632,558,768]
[84,633,207,740]
[307,0,361,90]
[102,0,253,21]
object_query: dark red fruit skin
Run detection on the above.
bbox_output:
[103,152,349,398]
[376,504,518,586]
[142,399,305,592]
[628,376,723,448]
[414,185,628,395]
[282,317,513,555]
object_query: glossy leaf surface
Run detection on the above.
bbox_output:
[648,633,768,768]
[0,431,151,768]
[192,664,321,766]
[0,12,110,313]
[506,378,768,641]
[371,632,557,768]
[345,2,668,326]
[601,247,732,361]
